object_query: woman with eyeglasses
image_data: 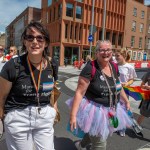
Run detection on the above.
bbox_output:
[0,21,58,150]
[67,40,133,150]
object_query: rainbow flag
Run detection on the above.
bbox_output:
[123,86,150,101]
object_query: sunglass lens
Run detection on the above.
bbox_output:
[25,35,34,41]
[36,36,45,42]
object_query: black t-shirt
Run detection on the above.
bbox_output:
[80,60,121,107]
[0,54,58,113]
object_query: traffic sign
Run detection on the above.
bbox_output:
[88,35,93,42]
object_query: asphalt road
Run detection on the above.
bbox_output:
[0,69,150,150]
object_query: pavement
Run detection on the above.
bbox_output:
[59,65,142,115]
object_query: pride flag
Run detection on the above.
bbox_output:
[123,86,150,101]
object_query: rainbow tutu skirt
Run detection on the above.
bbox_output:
[66,97,133,140]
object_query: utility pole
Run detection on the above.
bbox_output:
[102,0,107,40]
[89,0,95,57]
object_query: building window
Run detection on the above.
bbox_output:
[139,37,142,49]
[140,23,144,33]
[66,3,73,17]
[137,52,141,60]
[147,38,150,49]
[132,51,136,60]
[131,36,135,47]
[65,24,68,38]
[48,0,52,6]
[141,11,145,19]
[118,34,122,46]
[148,25,150,33]
[133,7,137,16]
[132,21,136,32]
[112,33,116,45]
[24,14,27,20]
[106,32,110,40]
[76,6,82,19]
[58,4,62,18]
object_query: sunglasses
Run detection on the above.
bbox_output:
[25,35,45,42]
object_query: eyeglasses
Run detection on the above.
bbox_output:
[25,35,45,42]
[98,49,112,54]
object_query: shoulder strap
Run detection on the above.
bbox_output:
[90,60,96,81]
[110,61,119,74]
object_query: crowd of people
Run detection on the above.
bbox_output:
[0,21,149,150]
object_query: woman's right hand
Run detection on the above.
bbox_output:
[70,115,77,131]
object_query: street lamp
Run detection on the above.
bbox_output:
[102,0,107,40]
[89,0,95,57]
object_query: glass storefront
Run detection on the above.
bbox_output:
[65,47,79,65]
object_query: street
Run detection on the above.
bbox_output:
[0,66,150,150]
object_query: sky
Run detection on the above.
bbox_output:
[0,0,150,33]
[0,0,41,33]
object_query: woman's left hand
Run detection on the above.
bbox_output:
[125,102,130,110]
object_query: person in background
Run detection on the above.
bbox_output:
[9,46,18,58]
[67,40,132,150]
[0,45,6,71]
[86,55,92,63]
[0,45,5,62]
[115,48,137,137]
[0,21,58,150]
[137,71,150,125]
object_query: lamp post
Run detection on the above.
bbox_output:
[89,0,95,57]
[102,0,107,40]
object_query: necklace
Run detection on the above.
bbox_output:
[97,60,118,109]
[97,60,119,128]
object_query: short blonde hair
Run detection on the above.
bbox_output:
[115,48,130,61]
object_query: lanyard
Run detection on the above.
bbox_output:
[27,56,43,114]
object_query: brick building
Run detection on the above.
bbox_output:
[123,0,148,61]
[145,5,150,60]
[42,0,127,65]
[6,7,41,50]
[0,33,6,48]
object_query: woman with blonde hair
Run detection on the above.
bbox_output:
[115,48,137,136]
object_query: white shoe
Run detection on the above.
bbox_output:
[119,131,125,137]
[75,141,86,150]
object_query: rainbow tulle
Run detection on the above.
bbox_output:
[124,86,150,101]
[66,97,133,140]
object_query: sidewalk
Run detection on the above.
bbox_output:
[59,65,142,115]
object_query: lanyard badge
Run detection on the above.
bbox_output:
[27,56,43,114]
